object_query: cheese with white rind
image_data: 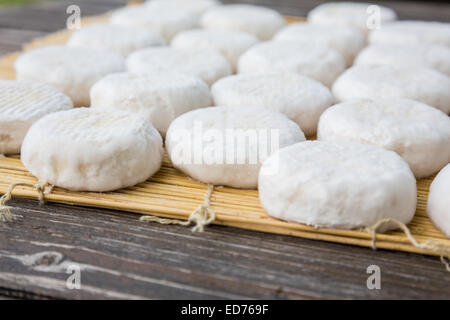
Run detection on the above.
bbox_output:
[200,4,286,41]
[21,107,163,192]
[274,23,365,66]
[0,80,73,154]
[171,29,259,73]
[318,98,450,178]
[211,73,334,136]
[14,45,124,107]
[259,141,417,231]
[355,44,450,76]
[165,106,306,189]
[110,4,198,41]
[90,71,212,136]
[126,47,231,86]
[307,2,397,35]
[238,41,346,87]
[332,64,450,114]
[67,23,166,57]
[427,164,450,238]
[146,0,220,18]
[369,21,450,47]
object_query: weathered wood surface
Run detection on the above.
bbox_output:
[2,199,450,300]
[0,0,450,299]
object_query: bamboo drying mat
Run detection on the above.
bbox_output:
[0,11,449,258]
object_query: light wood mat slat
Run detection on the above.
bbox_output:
[0,13,449,257]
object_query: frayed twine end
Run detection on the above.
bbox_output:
[366,218,450,272]
[0,181,53,222]
[0,205,17,222]
[140,184,216,233]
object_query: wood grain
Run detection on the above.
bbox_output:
[0,0,450,300]
[2,198,450,299]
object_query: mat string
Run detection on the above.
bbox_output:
[140,184,216,232]
[366,218,450,272]
[0,181,53,222]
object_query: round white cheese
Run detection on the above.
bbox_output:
[307,2,397,35]
[200,4,286,40]
[427,164,450,238]
[211,73,334,136]
[332,64,450,114]
[369,21,450,47]
[355,44,450,76]
[14,45,124,107]
[238,41,346,87]
[259,141,417,230]
[21,107,163,192]
[110,4,198,41]
[166,106,306,189]
[318,98,450,178]
[90,71,212,136]
[126,47,231,86]
[67,23,166,57]
[171,29,259,73]
[274,23,366,66]
[0,80,73,154]
[146,0,220,18]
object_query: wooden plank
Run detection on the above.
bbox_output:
[0,28,46,55]
[0,0,449,300]
[1,198,450,300]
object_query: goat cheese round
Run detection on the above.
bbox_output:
[200,4,286,40]
[318,98,450,178]
[211,73,334,136]
[110,4,198,41]
[0,80,73,154]
[274,23,365,66]
[171,29,259,73]
[307,2,397,35]
[14,45,124,107]
[427,164,450,238]
[146,0,220,18]
[238,41,346,87]
[355,44,450,76]
[259,141,417,231]
[21,107,163,192]
[67,23,166,57]
[166,106,306,189]
[126,47,231,86]
[332,64,450,114]
[369,21,450,47]
[90,71,212,136]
